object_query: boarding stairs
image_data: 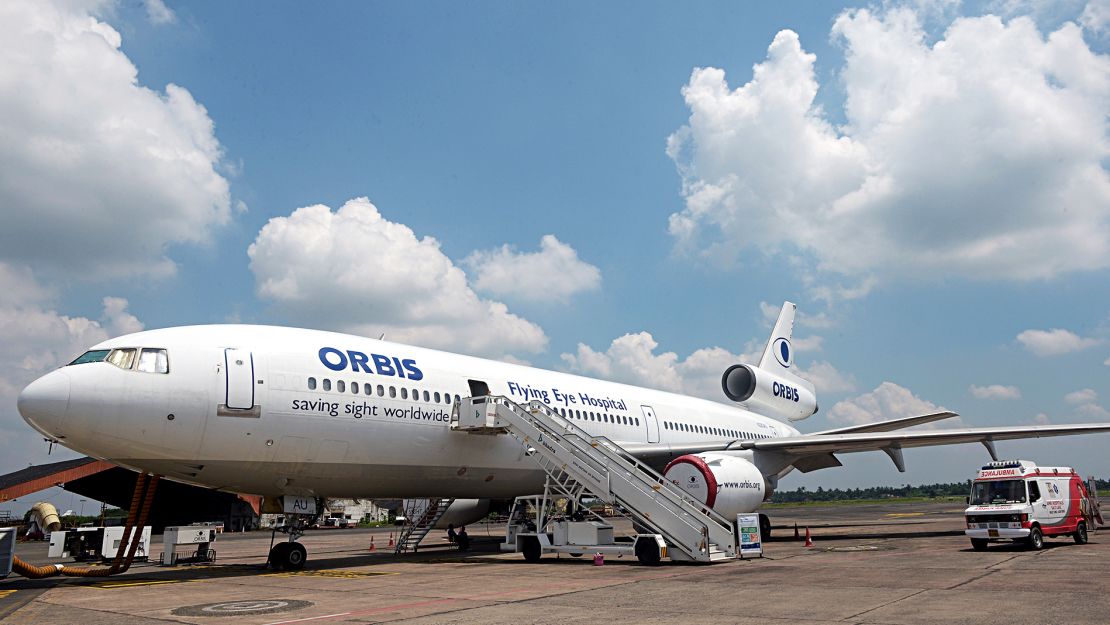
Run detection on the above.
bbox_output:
[451,396,737,562]
[394,497,455,553]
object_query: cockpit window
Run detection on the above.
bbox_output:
[137,348,169,374]
[107,348,137,370]
[69,349,110,365]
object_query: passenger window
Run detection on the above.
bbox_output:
[364,383,372,395]
[389,386,397,398]
[323,379,332,391]
[378,384,385,397]
[635,418,640,426]
[308,377,317,390]
[401,388,408,400]
[352,383,359,395]
[107,348,137,370]
[337,380,345,393]
[434,392,441,403]
[137,348,168,373]
[423,390,430,402]
[1028,481,1041,503]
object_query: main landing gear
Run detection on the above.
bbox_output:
[268,518,309,571]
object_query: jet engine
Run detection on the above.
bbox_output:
[663,453,769,518]
[433,499,490,529]
[721,363,817,421]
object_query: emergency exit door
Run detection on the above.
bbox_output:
[641,405,660,443]
[224,348,255,409]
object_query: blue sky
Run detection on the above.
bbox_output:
[2,0,1110,514]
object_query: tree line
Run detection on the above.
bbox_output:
[769,478,1110,503]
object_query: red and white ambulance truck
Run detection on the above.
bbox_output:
[965,460,1103,550]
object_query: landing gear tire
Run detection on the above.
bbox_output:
[635,539,662,566]
[759,514,772,539]
[970,538,988,551]
[1026,526,1044,550]
[286,543,307,570]
[521,537,542,562]
[270,542,307,570]
[269,542,290,570]
[1074,521,1088,545]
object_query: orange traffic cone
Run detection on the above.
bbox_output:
[369,536,376,552]
[793,523,799,540]
[804,527,814,548]
[388,532,395,548]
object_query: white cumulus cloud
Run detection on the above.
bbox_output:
[1016,328,1102,356]
[248,198,547,358]
[0,262,143,468]
[1081,0,1110,34]
[561,331,854,402]
[465,235,601,303]
[0,0,231,279]
[143,0,176,24]
[667,6,1110,287]
[1065,388,1098,404]
[828,382,951,426]
[969,384,1022,400]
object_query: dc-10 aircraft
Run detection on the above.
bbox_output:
[16,302,1110,568]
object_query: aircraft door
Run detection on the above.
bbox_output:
[641,405,660,443]
[224,348,255,410]
[468,379,490,397]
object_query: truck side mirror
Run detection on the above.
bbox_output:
[965,497,970,505]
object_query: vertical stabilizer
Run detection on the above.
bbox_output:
[759,302,797,375]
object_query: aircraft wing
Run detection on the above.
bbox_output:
[807,411,959,435]
[621,421,1110,473]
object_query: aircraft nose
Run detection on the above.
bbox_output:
[18,370,71,437]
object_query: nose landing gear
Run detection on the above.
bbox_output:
[268,519,309,571]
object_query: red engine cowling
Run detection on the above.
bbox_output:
[663,453,767,518]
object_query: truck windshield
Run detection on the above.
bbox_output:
[971,480,1027,505]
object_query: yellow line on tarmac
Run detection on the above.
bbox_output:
[261,570,398,579]
[884,512,926,518]
[90,579,185,589]
[0,590,17,599]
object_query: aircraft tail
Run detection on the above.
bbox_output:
[759,302,799,376]
[722,301,818,421]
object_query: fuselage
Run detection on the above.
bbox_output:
[17,324,800,500]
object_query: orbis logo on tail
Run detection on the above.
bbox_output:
[318,347,423,380]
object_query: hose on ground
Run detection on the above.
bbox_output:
[10,473,160,578]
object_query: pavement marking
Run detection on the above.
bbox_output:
[89,579,187,589]
[262,569,398,579]
[0,590,16,599]
[884,512,926,518]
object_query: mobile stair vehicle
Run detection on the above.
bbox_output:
[451,395,738,564]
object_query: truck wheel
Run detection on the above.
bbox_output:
[1026,526,1044,550]
[635,538,661,566]
[970,538,988,551]
[1074,521,1088,545]
[521,537,542,562]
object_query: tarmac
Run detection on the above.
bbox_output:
[2,500,1107,625]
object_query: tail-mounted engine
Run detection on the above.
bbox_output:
[722,363,817,422]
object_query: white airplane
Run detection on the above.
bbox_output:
[16,302,1110,568]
